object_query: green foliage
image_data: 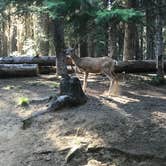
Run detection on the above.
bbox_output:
[43,0,66,19]
[96,9,144,24]
[150,76,165,85]
[51,82,60,88]
[2,85,14,90]
[18,97,29,107]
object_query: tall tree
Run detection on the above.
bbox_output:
[145,0,155,59]
[54,18,67,76]
[34,13,49,56]
[123,0,138,61]
[107,0,117,58]
[154,0,164,82]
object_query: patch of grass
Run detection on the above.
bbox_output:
[29,82,42,86]
[2,85,15,90]
[147,76,165,86]
[18,97,29,107]
[51,82,60,88]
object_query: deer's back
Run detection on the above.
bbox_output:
[77,56,114,73]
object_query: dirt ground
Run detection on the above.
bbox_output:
[0,74,166,166]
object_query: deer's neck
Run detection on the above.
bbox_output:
[71,53,80,65]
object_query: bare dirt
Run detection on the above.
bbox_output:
[0,74,166,166]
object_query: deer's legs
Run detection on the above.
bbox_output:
[109,79,114,95]
[105,71,119,96]
[111,72,119,95]
[112,79,119,95]
[104,73,114,95]
[83,72,88,92]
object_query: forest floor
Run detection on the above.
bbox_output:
[0,73,166,166]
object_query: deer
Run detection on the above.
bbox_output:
[65,48,119,96]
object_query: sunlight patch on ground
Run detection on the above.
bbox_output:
[151,112,166,127]
[129,90,166,99]
[0,102,6,110]
[45,125,105,151]
[86,159,117,166]
[15,108,34,118]
[111,95,140,104]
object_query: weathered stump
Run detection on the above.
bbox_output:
[22,75,87,129]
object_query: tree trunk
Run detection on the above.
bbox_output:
[11,26,17,52]
[108,21,117,59]
[0,64,38,77]
[2,23,8,56]
[123,0,138,61]
[123,23,138,61]
[139,25,144,60]
[80,40,88,57]
[154,1,164,81]
[146,1,155,60]
[87,35,96,57]
[54,19,67,76]
[49,19,56,56]
[34,13,49,56]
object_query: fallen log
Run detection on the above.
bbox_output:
[38,60,166,74]
[115,60,166,73]
[38,66,75,74]
[0,64,38,78]
[0,58,165,75]
[0,55,74,66]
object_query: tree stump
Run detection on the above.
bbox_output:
[22,75,87,129]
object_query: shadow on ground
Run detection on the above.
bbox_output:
[0,74,166,166]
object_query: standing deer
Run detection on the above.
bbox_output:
[66,48,119,95]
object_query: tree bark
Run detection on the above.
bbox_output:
[146,1,155,60]
[0,56,74,66]
[54,19,67,76]
[123,0,138,61]
[80,40,88,57]
[34,13,49,56]
[11,26,17,52]
[154,0,164,81]
[108,21,117,59]
[123,22,138,61]
[0,64,38,77]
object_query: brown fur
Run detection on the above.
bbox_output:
[69,51,119,95]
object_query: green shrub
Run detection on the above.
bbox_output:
[18,97,29,107]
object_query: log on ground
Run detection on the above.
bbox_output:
[115,60,166,73]
[38,66,74,74]
[0,56,74,66]
[0,64,38,78]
